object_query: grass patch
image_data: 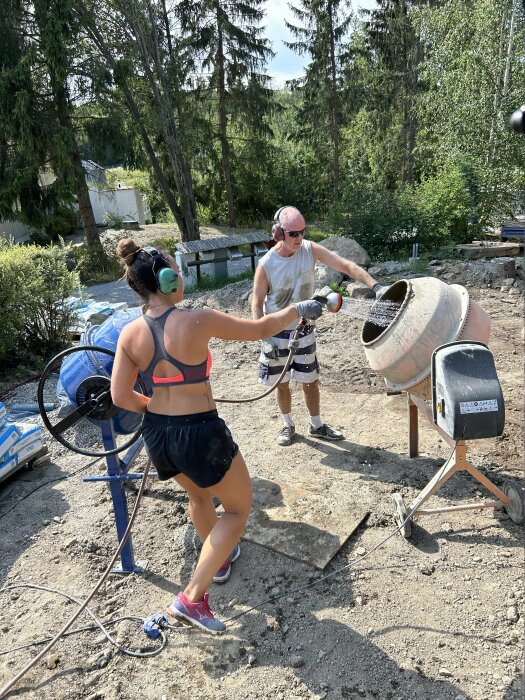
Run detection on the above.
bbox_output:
[187,269,254,293]
[151,236,180,251]
[306,224,331,243]
[409,253,431,274]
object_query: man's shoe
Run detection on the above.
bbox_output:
[308,423,343,441]
[213,543,241,584]
[276,425,295,446]
[166,592,226,634]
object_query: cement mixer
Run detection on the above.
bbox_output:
[361,277,524,535]
[37,308,152,573]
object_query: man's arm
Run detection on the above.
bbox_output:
[252,264,269,319]
[311,242,377,288]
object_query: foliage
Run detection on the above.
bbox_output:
[73,241,122,285]
[186,269,254,293]
[151,236,180,250]
[328,182,418,259]
[409,253,431,274]
[45,206,80,239]
[0,241,78,366]
[413,160,483,247]
[329,283,349,297]
[4,0,523,259]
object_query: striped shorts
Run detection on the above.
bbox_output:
[258,326,320,386]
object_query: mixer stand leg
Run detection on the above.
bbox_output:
[402,441,513,522]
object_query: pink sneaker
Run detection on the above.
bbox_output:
[213,543,241,584]
[166,592,226,634]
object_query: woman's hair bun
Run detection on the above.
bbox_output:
[116,238,141,265]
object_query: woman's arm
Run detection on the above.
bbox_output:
[111,328,150,413]
[198,306,300,342]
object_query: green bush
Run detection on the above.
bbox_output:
[73,240,122,285]
[44,207,79,239]
[328,183,418,260]
[414,162,482,247]
[0,241,78,366]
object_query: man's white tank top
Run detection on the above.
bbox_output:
[259,240,315,330]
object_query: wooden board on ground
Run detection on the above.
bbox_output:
[242,476,369,570]
[456,242,520,258]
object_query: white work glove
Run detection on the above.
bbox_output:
[372,283,390,299]
[294,299,324,320]
[261,338,280,361]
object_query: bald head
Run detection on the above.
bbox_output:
[277,206,306,232]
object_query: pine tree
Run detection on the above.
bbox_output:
[286,0,352,199]
[33,0,101,246]
[176,0,274,227]
[362,0,421,187]
[0,0,100,244]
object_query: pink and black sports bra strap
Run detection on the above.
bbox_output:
[143,309,211,386]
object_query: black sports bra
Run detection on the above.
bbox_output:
[143,308,212,387]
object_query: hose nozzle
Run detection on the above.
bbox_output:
[313,287,343,314]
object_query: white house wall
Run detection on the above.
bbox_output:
[86,188,148,225]
[0,220,33,244]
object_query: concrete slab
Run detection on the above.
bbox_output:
[242,476,369,570]
[456,243,520,259]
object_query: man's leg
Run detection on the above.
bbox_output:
[301,379,344,441]
[301,379,320,417]
[275,381,295,446]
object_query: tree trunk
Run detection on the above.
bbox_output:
[55,90,100,246]
[139,0,199,240]
[327,0,340,199]
[161,0,172,55]
[70,147,100,247]
[77,2,189,237]
[217,11,236,227]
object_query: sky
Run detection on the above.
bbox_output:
[264,1,378,88]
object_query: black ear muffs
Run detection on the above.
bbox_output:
[140,246,179,294]
[272,205,293,242]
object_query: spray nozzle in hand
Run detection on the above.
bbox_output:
[312,286,343,314]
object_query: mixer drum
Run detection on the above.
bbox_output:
[361,277,491,397]
[59,308,151,434]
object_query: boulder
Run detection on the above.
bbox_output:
[318,236,371,268]
[314,262,344,288]
[346,282,373,299]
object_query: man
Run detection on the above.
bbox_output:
[252,205,387,447]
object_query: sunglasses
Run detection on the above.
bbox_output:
[285,228,306,238]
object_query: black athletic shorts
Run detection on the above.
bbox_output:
[141,409,239,488]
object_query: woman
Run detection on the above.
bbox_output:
[110,239,323,635]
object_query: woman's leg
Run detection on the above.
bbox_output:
[183,451,252,602]
[174,472,217,544]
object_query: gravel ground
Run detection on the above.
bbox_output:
[0,255,523,700]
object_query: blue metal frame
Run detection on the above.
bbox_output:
[83,419,148,574]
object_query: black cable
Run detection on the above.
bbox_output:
[0,461,152,698]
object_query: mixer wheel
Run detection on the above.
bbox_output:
[37,345,147,457]
[393,493,412,538]
[502,479,525,525]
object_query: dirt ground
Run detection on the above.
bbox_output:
[0,247,523,700]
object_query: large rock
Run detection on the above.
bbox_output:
[314,262,344,288]
[318,236,371,268]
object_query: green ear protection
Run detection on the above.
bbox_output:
[140,246,179,294]
[156,266,179,294]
